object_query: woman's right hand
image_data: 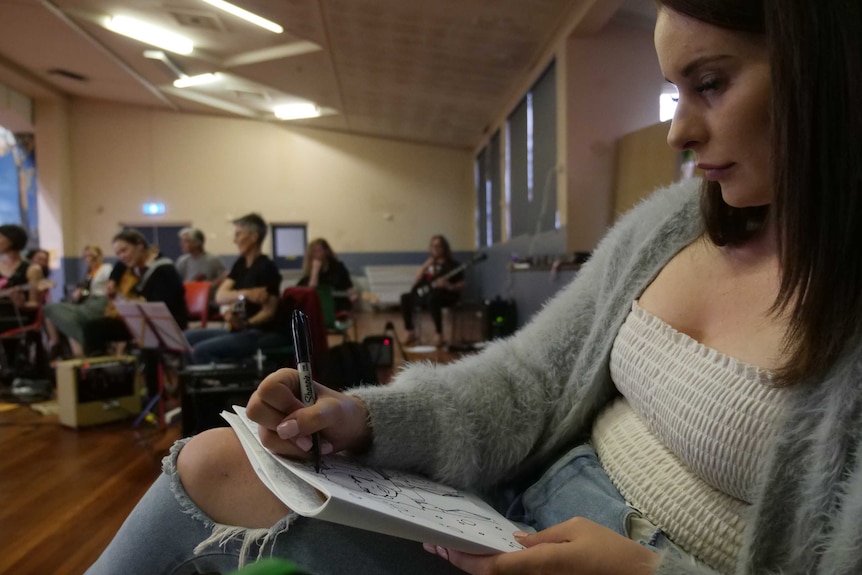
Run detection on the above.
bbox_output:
[245,368,372,459]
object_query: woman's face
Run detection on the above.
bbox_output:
[430,238,444,258]
[233,225,258,256]
[83,249,99,266]
[113,240,146,267]
[655,8,772,207]
[312,243,327,261]
[0,234,11,254]
[31,251,48,267]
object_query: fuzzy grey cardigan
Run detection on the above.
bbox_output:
[351,178,862,575]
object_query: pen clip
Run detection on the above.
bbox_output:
[291,309,313,364]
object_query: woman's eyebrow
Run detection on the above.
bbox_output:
[679,54,733,78]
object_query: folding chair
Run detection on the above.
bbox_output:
[315,285,354,342]
[184,281,213,328]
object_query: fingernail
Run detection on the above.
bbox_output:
[422,543,435,554]
[513,531,529,539]
[321,441,334,455]
[435,546,449,560]
[295,436,312,451]
[276,419,299,439]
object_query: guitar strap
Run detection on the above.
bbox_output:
[132,257,173,296]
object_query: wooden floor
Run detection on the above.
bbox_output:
[0,309,482,575]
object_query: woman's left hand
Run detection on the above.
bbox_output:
[425,517,659,575]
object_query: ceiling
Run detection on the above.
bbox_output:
[0,0,655,149]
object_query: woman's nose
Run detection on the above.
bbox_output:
[666,99,706,151]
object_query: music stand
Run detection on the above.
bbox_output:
[114,301,190,429]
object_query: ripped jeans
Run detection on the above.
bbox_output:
[85,442,694,575]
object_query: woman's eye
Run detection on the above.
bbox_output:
[695,78,722,93]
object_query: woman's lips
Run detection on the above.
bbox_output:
[698,163,735,181]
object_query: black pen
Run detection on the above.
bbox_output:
[291,309,321,472]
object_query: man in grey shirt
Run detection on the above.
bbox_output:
[175,227,227,286]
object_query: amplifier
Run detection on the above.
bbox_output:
[362,335,394,367]
[180,366,261,437]
[56,356,140,428]
[483,297,517,340]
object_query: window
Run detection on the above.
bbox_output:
[271,223,307,269]
[506,62,557,239]
[474,132,502,248]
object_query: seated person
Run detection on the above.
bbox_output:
[185,213,290,365]
[296,238,355,313]
[175,227,227,285]
[82,229,187,357]
[43,245,113,358]
[26,248,50,279]
[84,3,862,574]
[400,234,463,347]
[0,224,46,332]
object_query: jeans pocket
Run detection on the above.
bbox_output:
[521,444,632,536]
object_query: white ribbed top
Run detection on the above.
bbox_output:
[592,301,787,574]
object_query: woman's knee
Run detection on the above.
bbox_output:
[177,427,289,527]
[177,427,249,493]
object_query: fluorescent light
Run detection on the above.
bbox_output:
[274,103,320,120]
[173,73,220,88]
[105,15,194,55]
[199,0,283,33]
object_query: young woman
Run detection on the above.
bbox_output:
[43,245,113,358]
[400,234,464,347]
[86,1,862,574]
[0,224,45,332]
[296,238,355,313]
[82,230,187,355]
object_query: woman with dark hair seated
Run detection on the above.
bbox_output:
[400,234,463,348]
[82,229,187,356]
[0,224,45,332]
[296,238,355,313]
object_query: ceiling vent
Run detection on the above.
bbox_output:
[169,10,224,31]
[47,68,88,82]
[230,89,270,102]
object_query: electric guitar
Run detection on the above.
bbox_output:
[412,252,488,298]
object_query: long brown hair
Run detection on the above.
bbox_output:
[302,238,337,277]
[657,0,862,381]
[430,234,454,264]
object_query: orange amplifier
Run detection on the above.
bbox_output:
[56,356,140,428]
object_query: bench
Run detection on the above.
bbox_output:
[363,265,416,308]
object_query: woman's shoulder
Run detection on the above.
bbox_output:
[596,178,702,253]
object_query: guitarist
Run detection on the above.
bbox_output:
[400,234,463,348]
[0,224,46,333]
[185,213,290,364]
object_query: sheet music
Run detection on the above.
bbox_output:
[113,301,191,352]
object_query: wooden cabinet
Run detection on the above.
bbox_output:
[612,120,684,220]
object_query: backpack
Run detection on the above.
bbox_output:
[319,341,378,392]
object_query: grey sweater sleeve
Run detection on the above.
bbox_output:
[349,180,703,492]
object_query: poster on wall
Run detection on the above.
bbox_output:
[0,128,38,247]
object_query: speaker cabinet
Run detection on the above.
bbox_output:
[484,298,518,340]
[57,356,140,428]
[362,335,394,367]
[180,366,261,437]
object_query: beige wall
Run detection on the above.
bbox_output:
[34,98,73,264]
[68,100,474,256]
[565,20,666,252]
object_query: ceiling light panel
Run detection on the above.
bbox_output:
[199,0,283,34]
[104,15,194,55]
